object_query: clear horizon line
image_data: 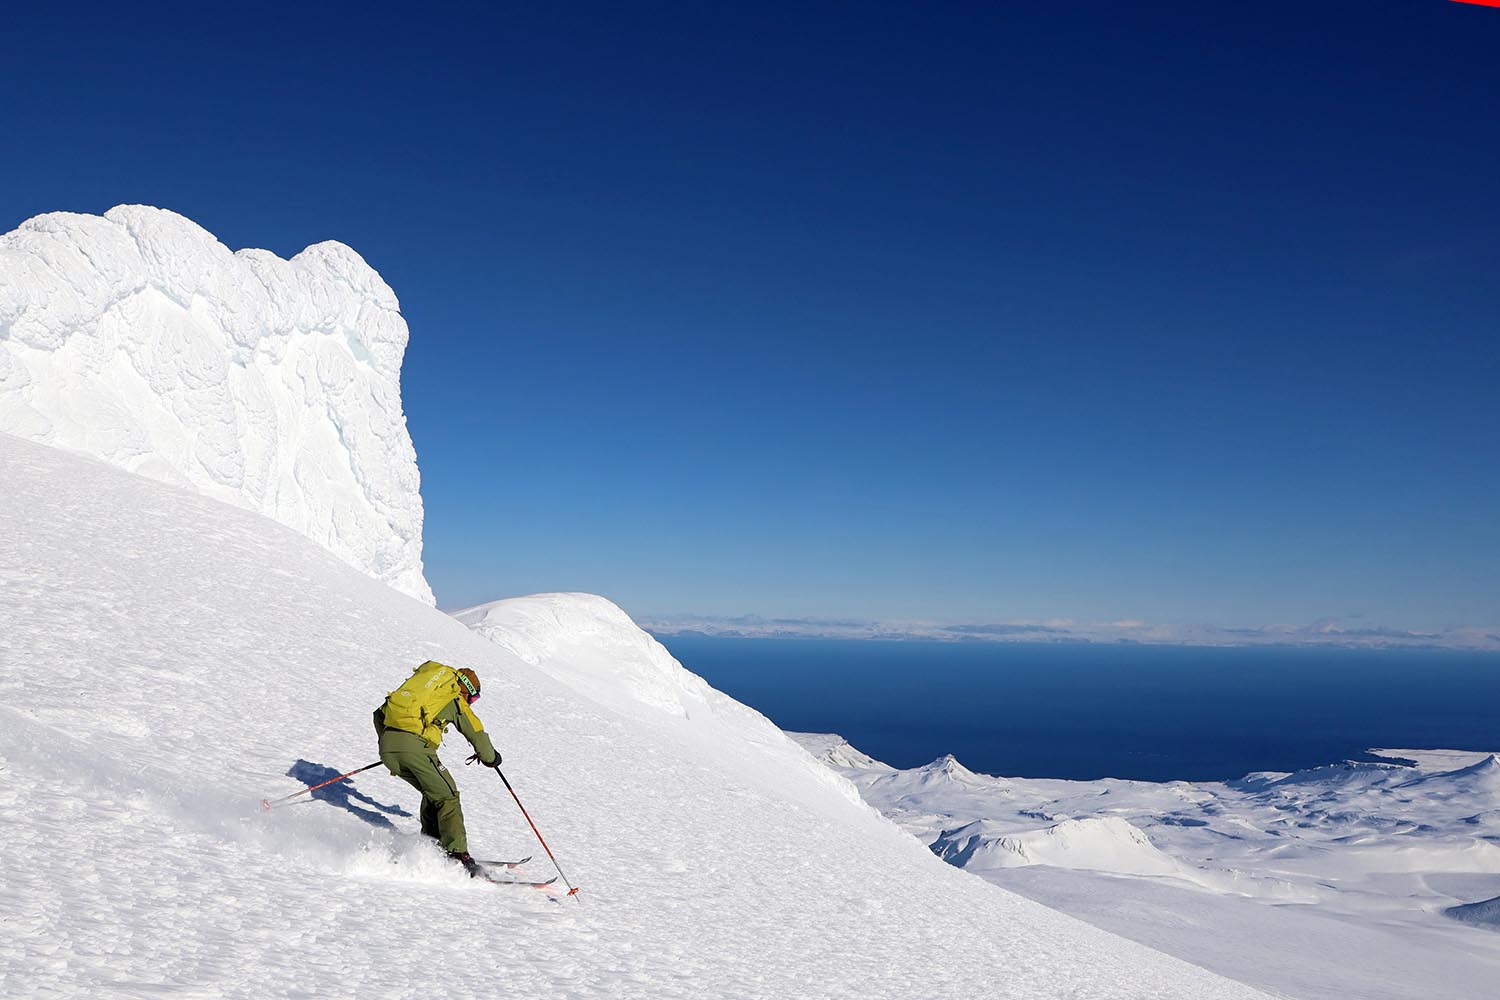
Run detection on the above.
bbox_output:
[635,612,1500,653]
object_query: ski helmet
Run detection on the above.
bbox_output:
[456,667,481,702]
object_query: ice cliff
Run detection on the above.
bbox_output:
[0,205,432,603]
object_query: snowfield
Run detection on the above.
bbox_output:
[0,206,432,603]
[795,734,1500,1000]
[0,432,1274,999]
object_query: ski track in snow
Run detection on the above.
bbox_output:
[0,433,1271,999]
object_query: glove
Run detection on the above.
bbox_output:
[466,752,502,768]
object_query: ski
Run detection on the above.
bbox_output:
[475,865,557,888]
[473,855,532,869]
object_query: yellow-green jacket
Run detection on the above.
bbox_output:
[373,661,498,763]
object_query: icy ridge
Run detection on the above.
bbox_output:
[0,205,432,603]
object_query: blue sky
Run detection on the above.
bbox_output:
[2,2,1496,632]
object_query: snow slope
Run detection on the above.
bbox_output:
[796,734,1500,1000]
[450,594,864,814]
[0,206,432,602]
[0,432,1271,1000]
[453,594,750,725]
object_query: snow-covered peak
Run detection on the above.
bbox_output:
[451,593,717,721]
[1394,753,1500,794]
[0,205,432,603]
[923,753,981,781]
[881,752,994,797]
[450,593,872,816]
[791,732,898,773]
[1451,753,1500,776]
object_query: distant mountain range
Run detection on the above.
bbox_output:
[792,733,1500,1000]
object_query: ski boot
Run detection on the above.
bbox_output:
[448,850,481,878]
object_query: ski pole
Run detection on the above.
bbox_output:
[496,768,581,900]
[260,761,382,811]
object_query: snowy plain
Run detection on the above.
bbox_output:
[794,734,1500,1000]
[0,432,1274,999]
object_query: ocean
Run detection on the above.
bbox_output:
[652,635,1500,782]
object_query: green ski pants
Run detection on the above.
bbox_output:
[381,747,469,855]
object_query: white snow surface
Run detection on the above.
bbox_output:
[450,595,866,815]
[0,205,432,603]
[795,733,1500,1000]
[453,594,735,723]
[0,432,1272,1000]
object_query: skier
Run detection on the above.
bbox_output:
[373,660,500,875]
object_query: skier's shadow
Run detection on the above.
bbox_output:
[287,760,411,828]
